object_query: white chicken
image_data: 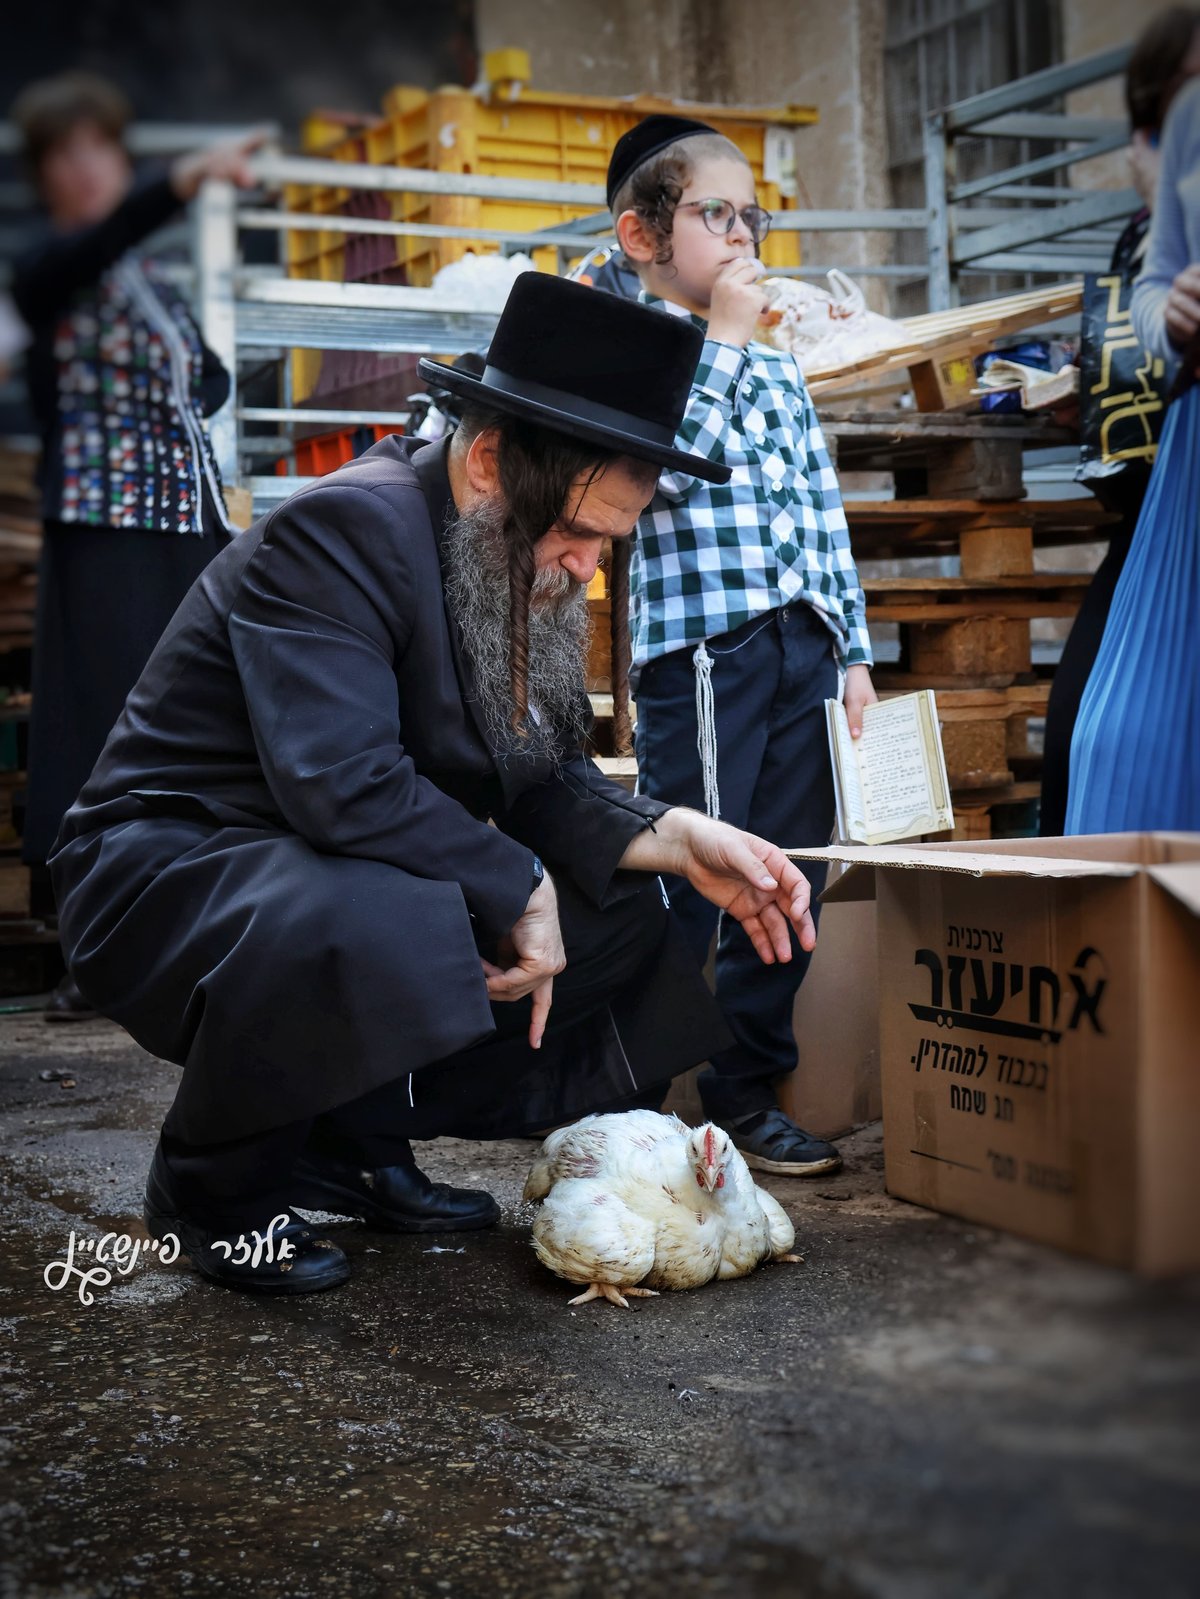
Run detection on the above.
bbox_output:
[522,1109,801,1308]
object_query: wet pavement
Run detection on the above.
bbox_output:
[1,1007,1198,1599]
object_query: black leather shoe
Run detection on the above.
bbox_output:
[144,1147,351,1295]
[724,1109,843,1177]
[44,974,97,1024]
[289,1152,500,1233]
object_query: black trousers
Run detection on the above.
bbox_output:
[634,604,838,1120]
[159,874,708,1224]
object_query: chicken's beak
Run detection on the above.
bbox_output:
[696,1166,723,1193]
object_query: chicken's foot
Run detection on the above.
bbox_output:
[567,1283,660,1309]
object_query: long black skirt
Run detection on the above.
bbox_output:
[22,520,229,865]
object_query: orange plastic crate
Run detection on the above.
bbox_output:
[276,424,397,477]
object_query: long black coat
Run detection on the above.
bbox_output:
[50,437,723,1144]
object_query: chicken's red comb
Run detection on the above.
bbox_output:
[704,1126,717,1168]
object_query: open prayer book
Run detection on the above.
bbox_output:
[825,689,954,845]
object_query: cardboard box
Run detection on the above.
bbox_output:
[910,353,978,411]
[790,835,1200,1276]
[780,895,880,1138]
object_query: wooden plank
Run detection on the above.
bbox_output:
[908,618,1032,679]
[952,779,1043,807]
[869,600,1081,621]
[805,285,1085,397]
[926,440,1025,502]
[872,669,1027,691]
[821,411,1071,438]
[864,574,1092,593]
[0,865,30,917]
[845,498,1110,528]
[588,693,637,726]
[959,524,1033,577]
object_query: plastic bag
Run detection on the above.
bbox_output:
[430,251,537,308]
[1076,271,1167,493]
[757,269,907,370]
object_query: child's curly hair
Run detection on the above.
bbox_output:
[610,132,751,267]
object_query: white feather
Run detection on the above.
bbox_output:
[524,1110,799,1295]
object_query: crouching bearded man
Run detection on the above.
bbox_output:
[50,274,817,1295]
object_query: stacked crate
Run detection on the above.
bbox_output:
[285,76,816,402]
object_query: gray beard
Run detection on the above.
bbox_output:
[442,500,592,762]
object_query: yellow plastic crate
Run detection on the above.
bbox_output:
[287,84,818,396]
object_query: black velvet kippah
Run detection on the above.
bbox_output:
[605,114,720,210]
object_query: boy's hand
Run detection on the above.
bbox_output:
[707,258,770,349]
[844,664,878,740]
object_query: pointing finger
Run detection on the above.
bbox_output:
[529,977,553,1050]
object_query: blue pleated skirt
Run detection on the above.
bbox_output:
[1066,382,1200,833]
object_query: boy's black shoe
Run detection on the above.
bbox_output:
[725,1109,843,1177]
[144,1148,351,1295]
[289,1152,500,1233]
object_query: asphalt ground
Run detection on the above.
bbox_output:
[1,1008,1197,1599]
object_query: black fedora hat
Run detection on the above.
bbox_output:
[417,273,731,485]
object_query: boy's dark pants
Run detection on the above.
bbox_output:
[634,603,837,1121]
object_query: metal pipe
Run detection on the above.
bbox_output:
[942,45,1131,132]
[923,112,952,311]
[952,189,1137,263]
[949,133,1131,202]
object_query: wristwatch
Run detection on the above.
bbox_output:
[530,855,545,896]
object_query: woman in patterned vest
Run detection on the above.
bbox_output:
[10,73,260,1015]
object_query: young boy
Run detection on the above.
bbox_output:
[607,115,877,1177]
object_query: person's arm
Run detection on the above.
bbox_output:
[12,131,266,330]
[652,259,765,498]
[228,481,536,936]
[619,807,816,965]
[11,173,183,328]
[497,790,819,1049]
[502,741,672,907]
[1132,80,1200,364]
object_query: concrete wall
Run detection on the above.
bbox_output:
[1064,0,1183,193]
[475,0,1156,300]
[475,0,893,296]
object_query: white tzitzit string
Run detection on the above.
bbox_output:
[693,641,721,819]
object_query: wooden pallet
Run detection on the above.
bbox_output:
[844,497,1115,558]
[804,283,1083,409]
[865,572,1089,622]
[825,409,1081,503]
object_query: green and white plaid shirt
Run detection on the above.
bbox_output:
[630,293,873,676]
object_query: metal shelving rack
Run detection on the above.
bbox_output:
[923,43,1135,308]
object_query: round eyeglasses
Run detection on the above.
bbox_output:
[676,198,773,245]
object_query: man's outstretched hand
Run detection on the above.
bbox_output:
[487,810,817,1052]
[620,810,816,965]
